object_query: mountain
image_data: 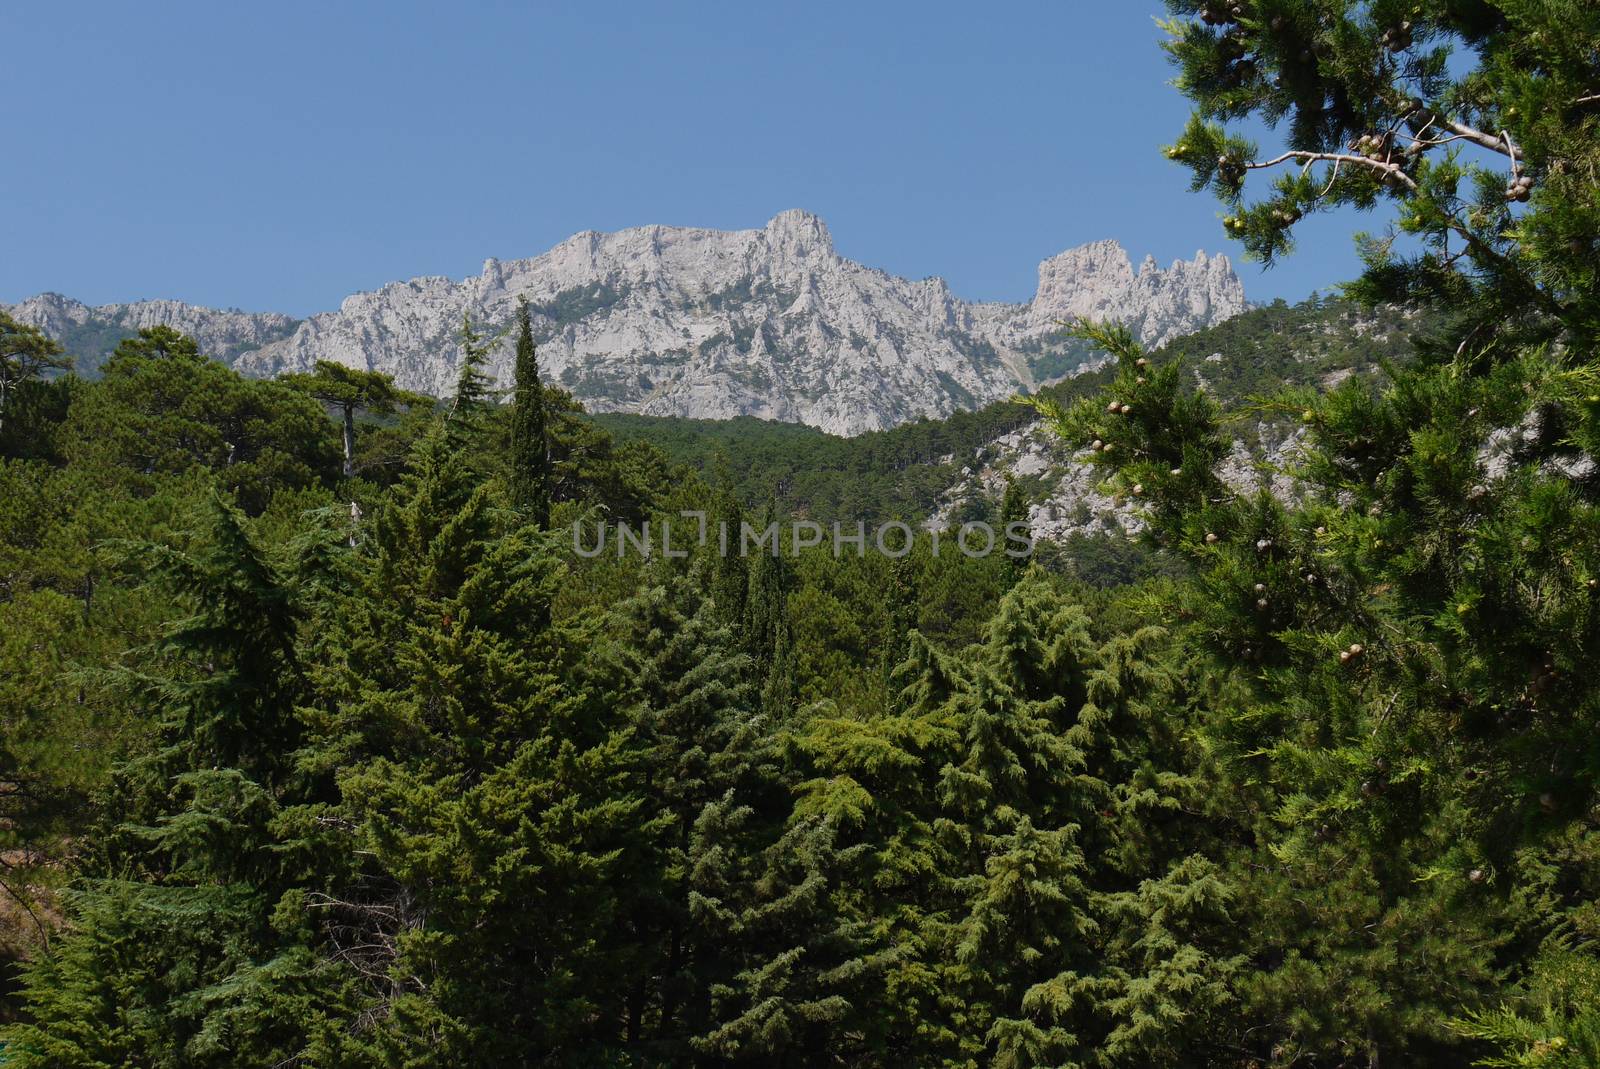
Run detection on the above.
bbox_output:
[5,210,1245,435]
[597,296,1434,550]
[2,293,300,375]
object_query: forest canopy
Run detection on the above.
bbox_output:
[1,2,1598,1066]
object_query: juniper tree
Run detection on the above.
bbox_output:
[785,630,969,1062]
[310,423,659,1065]
[594,567,791,1057]
[692,812,884,1066]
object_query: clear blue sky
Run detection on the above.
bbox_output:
[3,1,1375,317]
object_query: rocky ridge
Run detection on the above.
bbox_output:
[3,293,299,371]
[7,211,1245,436]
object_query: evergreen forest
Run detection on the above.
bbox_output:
[1,2,1598,1065]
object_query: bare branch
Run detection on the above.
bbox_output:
[1319,158,1345,198]
[0,870,53,955]
[1500,130,1522,178]
[1437,118,1512,156]
[1247,151,1417,191]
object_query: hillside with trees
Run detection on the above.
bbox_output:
[1,2,1598,1066]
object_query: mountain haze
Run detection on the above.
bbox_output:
[7,211,1246,435]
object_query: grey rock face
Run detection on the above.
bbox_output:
[9,211,1245,435]
[3,292,300,371]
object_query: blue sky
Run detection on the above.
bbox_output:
[3,1,1378,317]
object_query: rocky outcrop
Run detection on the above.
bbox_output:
[3,293,299,371]
[9,211,1246,435]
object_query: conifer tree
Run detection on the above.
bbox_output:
[447,314,496,447]
[1143,7,1599,1061]
[594,566,790,1057]
[0,311,69,436]
[998,477,1030,581]
[309,422,657,1065]
[708,453,748,625]
[742,498,793,714]
[693,812,883,1066]
[508,298,552,526]
[5,495,350,1068]
[281,360,416,479]
[1159,0,1599,353]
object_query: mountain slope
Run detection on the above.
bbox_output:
[597,296,1431,536]
[3,293,300,375]
[7,211,1245,435]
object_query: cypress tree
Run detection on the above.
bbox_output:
[998,477,1030,580]
[742,498,792,714]
[508,298,551,526]
[708,453,748,626]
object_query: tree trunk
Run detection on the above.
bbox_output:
[341,403,356,479]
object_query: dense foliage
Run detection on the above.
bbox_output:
[596,295,1429,528]
[0,3,1596,1066]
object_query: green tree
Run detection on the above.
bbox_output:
[0,311,70,437]
[65,326,340,512]
[1147,8,1600,1061]
[708,454,748,625]
[509,298,553,526]
[309,425,657,1065]
[5,495,349,1068]
[448,314,497,445]
[742,498,793,714]
[282,360,417,479]
[1161,0,1599,350]
[594,567,790,1058]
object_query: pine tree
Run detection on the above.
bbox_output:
[281,360,417,479]
[447,314,496,447]
[64,326,341,512]
[508,298,552,526]
[1017,8,1600,1052]
[0,311,69,437]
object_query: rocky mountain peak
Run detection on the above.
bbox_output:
[761,208,835,259]
[7,211,1247,435]
[1032,240,1139,317]
[1022,241,1243,347]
